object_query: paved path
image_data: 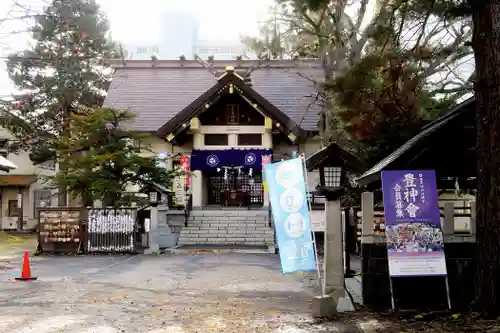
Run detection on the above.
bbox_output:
[0,253,366,333]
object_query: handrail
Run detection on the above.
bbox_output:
[184,193,193,227]
[268,205,272,227]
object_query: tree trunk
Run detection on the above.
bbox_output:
[471,0,500,315]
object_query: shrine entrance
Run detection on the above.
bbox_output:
[205,167,264,207]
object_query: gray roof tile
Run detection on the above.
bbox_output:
[103,60,324,132]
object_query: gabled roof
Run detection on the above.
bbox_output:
[102,60,324,132]
[156,69,306,139]
[0,155,17,172]
[306,142,367,173]
[356,98,475,187]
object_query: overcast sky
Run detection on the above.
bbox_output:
[0,0,274,95]
[0,0,473,97]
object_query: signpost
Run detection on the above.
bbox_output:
[381,170,450,309]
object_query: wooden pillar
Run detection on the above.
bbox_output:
[361,192,374,239]
[470,201,476,235]
[442,202,455,236]
[360,191,391,309]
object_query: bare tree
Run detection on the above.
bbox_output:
[243,0,473,139]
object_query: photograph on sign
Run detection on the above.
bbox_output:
[381,170,447,277]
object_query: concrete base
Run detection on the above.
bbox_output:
[311,295,337,318]
[166,247,271,255]
[337,296,355,312]
[144,245,160,255]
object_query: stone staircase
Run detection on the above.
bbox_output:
[177,209,275,250]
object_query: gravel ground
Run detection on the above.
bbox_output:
[0,253,366,333]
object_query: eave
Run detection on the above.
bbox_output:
[155,69,306,144]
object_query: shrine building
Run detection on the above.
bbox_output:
[103,58,330,250]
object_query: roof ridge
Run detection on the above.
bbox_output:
[109,59,323,69]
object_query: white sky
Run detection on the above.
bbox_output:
[0,0,274,95]
[101,0,273,42]
[0,0,473,97]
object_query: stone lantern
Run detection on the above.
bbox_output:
[305,142,366,316]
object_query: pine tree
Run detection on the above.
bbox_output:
[0,0,118,162]
[404,0,500,315]
[460,0,500,315]
[52,108,175,207]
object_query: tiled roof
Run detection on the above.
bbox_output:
[103,60,324,132]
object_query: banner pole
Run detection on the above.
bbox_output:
[444,276,452,309]
[300,154,325,296]
[389,277,396,310]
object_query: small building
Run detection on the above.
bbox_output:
[356,97,476,220]
[103,59,325,249]
[0,127,58,230]
[355,98,478,310]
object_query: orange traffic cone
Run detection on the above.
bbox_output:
[15,251,37,281]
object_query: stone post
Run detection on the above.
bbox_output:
[323,199,345,296]
[191,170,202,208]
[312,188,353,317]
[144,205,160,254]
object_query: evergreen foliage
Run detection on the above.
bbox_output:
[51,108,175,207]
[243,0,472,163]
[0,0,118,162]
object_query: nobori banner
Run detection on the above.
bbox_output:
[264,158,316,274]
[381,170,447,277]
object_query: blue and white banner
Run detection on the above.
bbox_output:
[264,158,316,273]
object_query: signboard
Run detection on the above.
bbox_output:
[180,155,190,189]
[381,170,447,277]
[173,175,185,205]
[261,154,272,195]
[264,158,316,273]
[157,152,168,169]
[309,210,325,232]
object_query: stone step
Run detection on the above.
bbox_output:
[181,226,273,232]
[178,240,270,246]
[187,223,270,228]
[180,234,274,240]
[189,210,269,217]
[186,223,270,228]
[188,216,268,221]
[180,235,273,241]
[178,236,274,244]
[187,216,268,220]
[178,227,275,247]
[187,226,276,230]
[178,209,274,247]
